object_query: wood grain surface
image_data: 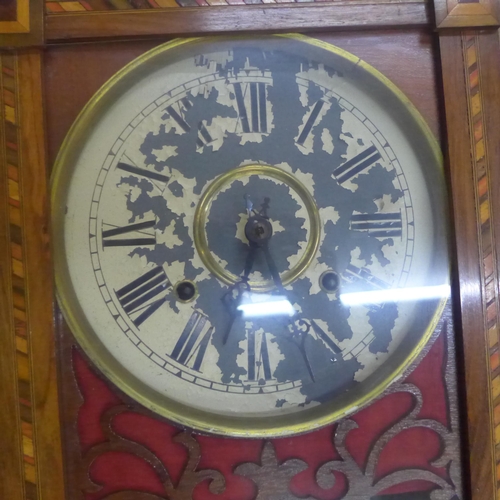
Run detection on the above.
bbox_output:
[0,0,17,22]
[475,29,500,498]
[43,29,459,500]
[0,49,65,500]
[439,29,500,500]
[44,2,431,42]
[44,0,427,10]
[18,49,66,500]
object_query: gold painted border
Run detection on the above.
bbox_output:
[51,34,447,437]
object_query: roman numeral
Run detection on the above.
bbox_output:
[296,100,325,145]
[233,82,268,134]
[165,99,214,148]
[115,266,171,327]
[333,145,381,185]
[102,219,156,248]
[350,212,402,238]
[343,265,390,310]
[344,264,390,290]
[170,310,214,371]
[310,320,341,356]
[116,162,170,183]
[248,331,272,382]
[165,97,192,133]
[196,121,214,148]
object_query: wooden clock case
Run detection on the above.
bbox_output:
[1,1,500,499]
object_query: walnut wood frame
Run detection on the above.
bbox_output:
[0,1,499,499]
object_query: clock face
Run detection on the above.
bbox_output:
[52,36,449,436]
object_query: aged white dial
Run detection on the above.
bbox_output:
[52,36,449,436]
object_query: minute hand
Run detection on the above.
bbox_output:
[261,242,285,293]
[261,243,316,382]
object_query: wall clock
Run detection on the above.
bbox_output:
[52,35,449,436]
[1,1,500,499]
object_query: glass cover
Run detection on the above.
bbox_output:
[52,35,450,436]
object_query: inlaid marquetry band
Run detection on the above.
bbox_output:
[0,53,38,498]
[462,31,500,492]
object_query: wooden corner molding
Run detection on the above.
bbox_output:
[0,0,30,33]
[434,0,500,28]
[0,0,43,48]
[0,49,65,500]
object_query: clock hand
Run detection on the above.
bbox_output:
[262,242,285,293]
[244,195,284,291]
[244,193,253,217]
[286,317,316,382]
[222,195,263,345]
[246,199,315,381]
[221,244,256,345]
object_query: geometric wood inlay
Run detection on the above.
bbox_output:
[463,31,500,492]
[0,49,65,500]
[0,52,38,499]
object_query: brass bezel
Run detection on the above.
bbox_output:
[193,163,321,292]
[51,34,448,438]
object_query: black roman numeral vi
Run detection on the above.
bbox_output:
[115,266,171,327]
[248,331,272,382]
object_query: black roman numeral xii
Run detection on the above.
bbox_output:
[233,82,268,134]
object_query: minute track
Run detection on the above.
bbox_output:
[63,37,449,429]
[90,68,414,390]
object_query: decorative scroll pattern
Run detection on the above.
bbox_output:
[313,383,462,500]
[462,32,500,490]
[70,318,463,500]
[0,52,38,498]
[44,0,401,11]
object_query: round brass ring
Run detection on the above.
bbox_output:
[193,164,321,291]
